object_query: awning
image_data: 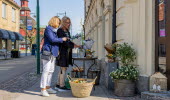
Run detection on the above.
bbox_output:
[14,32,24,40]
[7,30,16,40]
[0,29,9,39]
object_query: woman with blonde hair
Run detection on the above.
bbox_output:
[40,16,67,97]
[56,16,80,90]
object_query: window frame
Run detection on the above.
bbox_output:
[12,7,16,22]
[2,2,7,19]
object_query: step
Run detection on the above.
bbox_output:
[141,91,170,100]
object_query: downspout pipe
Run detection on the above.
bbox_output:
[112,0,116,43]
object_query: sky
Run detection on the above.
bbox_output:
[15,0,84,36]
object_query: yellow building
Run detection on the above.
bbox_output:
[0,0,22,51]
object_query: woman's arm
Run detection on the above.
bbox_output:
[74,44,81,48]
[45,28,66,43]
[57,29,74,48]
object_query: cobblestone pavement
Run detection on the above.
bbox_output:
[0,69,40,100]
[0,56,142,100]
[0,56,40,100]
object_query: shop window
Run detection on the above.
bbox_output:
[2,40,7,49]
[158,44,166,74]
[20,19,24,24]
[159,0,166,37]
[159,44,166,57]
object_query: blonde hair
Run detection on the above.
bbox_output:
[48,16,61,28]
[61,16,71,29]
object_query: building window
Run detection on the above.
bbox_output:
[20,19,24,24]
[21,11,24,15]
[2,2,7,19]
[12,8,16,22]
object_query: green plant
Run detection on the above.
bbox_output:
[11,49,18,51]
[85,49,95,54]
[109,65,139,80]
[109,42,139,80]
[116,43,136,66]
[106,54,116,59]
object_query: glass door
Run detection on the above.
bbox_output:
[156,0,170,89]
[158,0,166,74]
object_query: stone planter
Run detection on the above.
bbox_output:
[105,62,118,90]
[114,79,135,97]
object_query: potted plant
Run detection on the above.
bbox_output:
[116,43,136,66]
[106,54,116,63]
[85,49,95,58]
[109,43,139,97]
[104,41,122,63]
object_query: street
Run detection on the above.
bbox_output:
[0,55,34,83]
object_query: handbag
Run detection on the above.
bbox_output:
[56,45,62,65]
[41,46,52,61]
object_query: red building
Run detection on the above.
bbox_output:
[19,0,36,37]
[19,0,45,52]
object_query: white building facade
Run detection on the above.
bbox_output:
[84,0,113,59]
[84,0,170,92]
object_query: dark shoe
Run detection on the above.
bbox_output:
[59,86,71,90]
[56,84,60,88]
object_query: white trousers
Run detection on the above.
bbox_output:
[40,56,56,88]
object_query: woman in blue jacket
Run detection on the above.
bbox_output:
[40,16,67,97]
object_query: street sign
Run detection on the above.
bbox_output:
[27,19,32,30]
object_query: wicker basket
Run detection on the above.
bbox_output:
[104,44,115,54]
[67,75,97,98]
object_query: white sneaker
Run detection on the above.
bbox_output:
[46,88,57,94]
[41,90,49,97]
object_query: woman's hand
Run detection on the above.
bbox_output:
[74,44,81,48]
[62,37,68,41]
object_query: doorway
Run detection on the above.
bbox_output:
[155,0,170,89]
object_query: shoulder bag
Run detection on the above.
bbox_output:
[41,46,52,61]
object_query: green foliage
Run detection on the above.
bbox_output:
[11,49,18,51]
[109,65,139,80]
[106,54,116,59]
[85,49,95,54]
[116,43,136,66]
[109,42,139,80]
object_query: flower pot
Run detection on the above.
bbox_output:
[86,53,93,58]
[108,58,114,63]
[114,79,135,97]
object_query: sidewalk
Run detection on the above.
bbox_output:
[15,66,141,100]
[0,56,142,100]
